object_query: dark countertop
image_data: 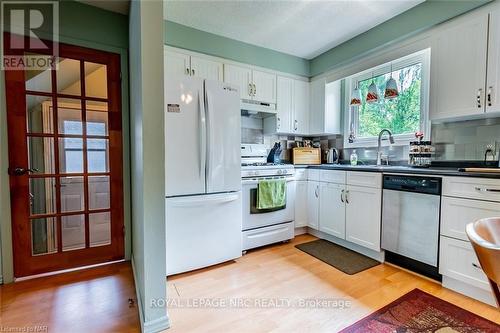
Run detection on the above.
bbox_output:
[294,164,500,179]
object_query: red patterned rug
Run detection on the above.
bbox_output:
[340,289,499,333]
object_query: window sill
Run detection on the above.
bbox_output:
[343,135,416,149]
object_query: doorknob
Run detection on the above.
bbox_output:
[10,167,39,176]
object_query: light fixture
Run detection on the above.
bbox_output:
[366,73,379,104]
[350,81,361,106]
[384,63,399,99]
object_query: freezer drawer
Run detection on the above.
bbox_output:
[166,192,242,275]
[242,222,294,251]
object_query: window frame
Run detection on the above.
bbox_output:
[343,49,431,148]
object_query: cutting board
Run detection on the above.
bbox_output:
[459,168,500,173]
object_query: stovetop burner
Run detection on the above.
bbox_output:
[241,162,286,167]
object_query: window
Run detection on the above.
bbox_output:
[344,50,430,147]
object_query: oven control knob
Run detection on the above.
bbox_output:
[277,170,283,175]
[253,171,259,176]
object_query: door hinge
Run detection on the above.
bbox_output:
[122,226,126,236]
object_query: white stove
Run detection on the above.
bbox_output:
[240,144,295,251]
[241,144,294,179]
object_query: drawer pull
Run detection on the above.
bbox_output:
[472,263,482,269]
[474,187,500,193]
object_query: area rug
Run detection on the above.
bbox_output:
[339,289,500,332]
[295,239,379,275]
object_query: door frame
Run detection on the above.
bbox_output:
[4,33,125,277]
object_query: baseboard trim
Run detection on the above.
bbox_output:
[442,276,496,307]
[0,275,3,284]
[294,226,307,236]
[307,228,385,262]
[131,257,170,333]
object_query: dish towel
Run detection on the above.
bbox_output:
[257,179,287,209]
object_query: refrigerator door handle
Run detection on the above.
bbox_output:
[170,193,240,207]
[205,90,213,190]
[199,90,207,180]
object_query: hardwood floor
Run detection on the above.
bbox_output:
[0,262,140,333]
[164,234,500,332]
[1,236,498,333]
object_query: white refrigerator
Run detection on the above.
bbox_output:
[165,76,242,276]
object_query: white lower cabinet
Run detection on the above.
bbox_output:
[345,185,382,251]
[294,180,308,228]
[439,236,490,291]
[319,182,345,238]
[307,181,320,229]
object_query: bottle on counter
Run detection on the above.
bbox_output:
[350,150,358,166]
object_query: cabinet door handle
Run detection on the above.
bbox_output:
[487,86,493,107]
[477,89,482,109]
[315,185,319,198]
[191,68,195,76]
[186,68,190,75]
[345,190,350,204]
[472,263,481,269]
[475,187,500,193]
[253,83,257,96]
[294,120,298,131]
[341,189,345,203]
[277,117,280,130]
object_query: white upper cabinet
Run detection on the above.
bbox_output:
[223,64,277,103]
[293,79,310,135]
[165,49,224,81]
[264,76,309,135]
[487,8,500,114]
[190,56,223,81]
[430,12,490,120]
[275,76,293,133]
[309,79,341,135]
[252,70,277,104]
[224,64,253,100]
[165,49,191,77]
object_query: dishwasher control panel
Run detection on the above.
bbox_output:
[383,175,441,195]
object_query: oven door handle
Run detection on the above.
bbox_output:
[242,178,294,185]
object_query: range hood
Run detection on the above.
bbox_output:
[240,99,277,118]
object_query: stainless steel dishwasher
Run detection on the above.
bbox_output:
[381,174,442,280]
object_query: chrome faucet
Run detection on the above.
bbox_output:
[377,129,395,166]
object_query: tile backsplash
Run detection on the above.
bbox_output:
[242,114,500,163]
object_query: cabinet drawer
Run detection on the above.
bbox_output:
[320,170,346,184]
[308,169,320,181]
[439,236,490,291]
[347,172,381,188]
[443,177,500,202]
[294,168,307,181]
[441,196,500,241]
[242,222,294,251]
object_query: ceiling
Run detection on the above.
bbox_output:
[164,0,424,59]
[77,0,130,15]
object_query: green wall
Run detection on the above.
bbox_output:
[0,0,131,283]
[164,20,310,77]
[310,0,492,76]
[130,2,169,332]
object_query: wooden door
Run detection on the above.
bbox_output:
[190,56,223,81]
[345,185,381,251]
[4,34,124,277]
[319,182,346,239]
